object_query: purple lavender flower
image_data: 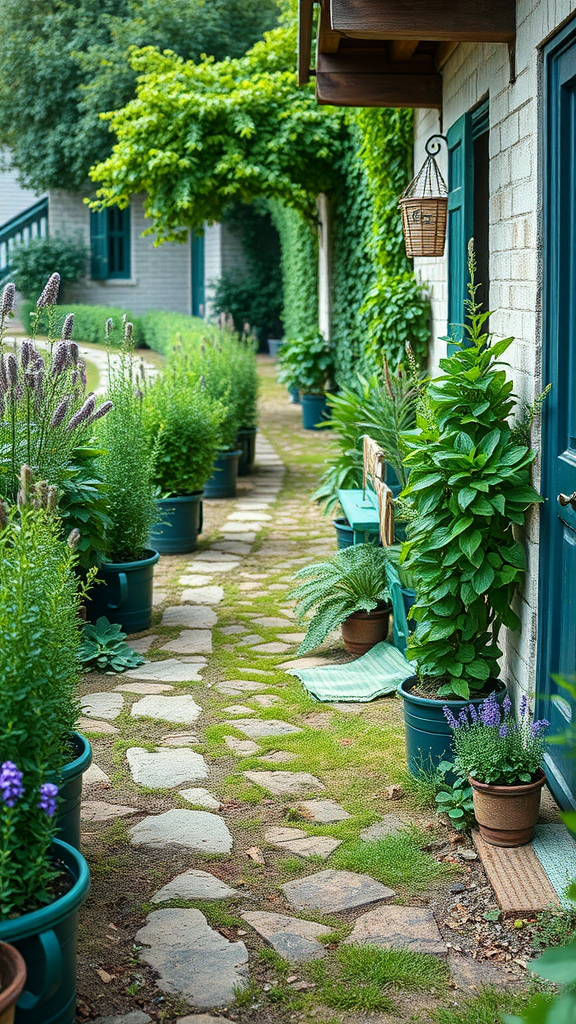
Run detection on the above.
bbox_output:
[468,704,478,723]
[530,719,550,738]
[443,706,459,730]
[1,282,16,319]
[105,317,114,338]
[61,313,74,340]
[4,353,18,387]
[51,341,70,377]
[0,761,24,807]
[50,396,71,428]
[458,708,469,727]
[520,694,529,718]
[480,692,501,728]
[69,341,79,366]
[38,782,58,818]
[65,394,95,431]
[90,399,113,423]
[503,695,512,716]
[499,723,508,738]
[124,320,134,341]
[20,339,34,369]
[78,360,87,390]
[36,273,60,308]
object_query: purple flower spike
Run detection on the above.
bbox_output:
[520,694,529,718]
[38,782,58,818]
[480,692,501,728]
[458,708,469,727]
[468,704,478,722]
[499,723,508,738]
[503,695,512,716]
[0,761,24,807]
[36,273,60,308]
[530,719,550,738]
[443,706,459,730]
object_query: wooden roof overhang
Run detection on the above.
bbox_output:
[298,0,516,108]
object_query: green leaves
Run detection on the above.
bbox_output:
[79,616,145,672]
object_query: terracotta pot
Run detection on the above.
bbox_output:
[469,770,546,847]
[340,604,391,656]
[0,941,26,1024]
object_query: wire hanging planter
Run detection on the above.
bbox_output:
[399,135,448,258]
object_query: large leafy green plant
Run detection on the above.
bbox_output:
[277,331,335,394]
[79,617,145,672]
[400,247,543,699]
[290,543,391,655]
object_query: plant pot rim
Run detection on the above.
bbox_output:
[101,548,160,571]
[216,449,243,459]
[399,675,507,706]
[468,768,546,796]
[347,603,391,621]
[237,426,258,436]
[333,516,352,528]
[300,391,326,398]
[0,941,27,1014]
[61,731,92,785]
[0,840,90,943]
[157,491,204,504]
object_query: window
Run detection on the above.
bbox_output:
[446,100,489,346]
[90,206,131,280]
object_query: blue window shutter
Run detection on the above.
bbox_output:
[191,231,205,317]
[107,206,131,279]
[90,209,108,280]
[447,114,473,348]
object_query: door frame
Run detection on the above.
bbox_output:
[537,14,576,810]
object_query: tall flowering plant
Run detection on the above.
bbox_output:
[444,693,549,786]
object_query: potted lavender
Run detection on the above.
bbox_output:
[444,692,549,848]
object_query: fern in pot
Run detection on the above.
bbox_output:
[277,331,335,430]
[290,544,392,656]
[398,245,544,771]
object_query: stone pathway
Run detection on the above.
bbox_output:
[77,362,526,1022]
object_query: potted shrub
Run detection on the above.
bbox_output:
[232,334,259,475]
[91,319,159,632]
[0,496,91,1023]
[290,544,393,656]
[445,693,549,847]
[144,349,225,553]
[398,248,543,771]
[277,331,335,430]
[0,942,26,1024]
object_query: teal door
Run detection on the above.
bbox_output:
[191,231,205,317]
[538,19,576,810]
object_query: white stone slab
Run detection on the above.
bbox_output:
[126,659,204,683]
[130,810,233,853]
[127,747,208,788]
[222,522,262,534]
[151,869,237,903]
[131,695,202,725]
[243,771,324,796]
[180,586,224,605]
[228,719,302,739]
[160,630,213,655]
[224,736,260,756]
[81,692,124,721]
[241,911,331,962]
[115,682,174,694]
[179,788,221,810]
[77,717,119,734]
[182,562,239,574]
[162,606,217,628]
[81,800,138,822]
[83,763,111,786]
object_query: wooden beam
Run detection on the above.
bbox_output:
[318,0,341,53]
[298,0,314,86]
[330,0,516,44]
[316,71,442,108]
[435,41,459,70]
[391,40,419,62]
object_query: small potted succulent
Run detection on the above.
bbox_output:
[290,543,393,656]
[277,331,335,430]
[444,693,549,847]
[144,349,225,552]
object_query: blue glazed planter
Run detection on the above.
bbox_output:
[204,450,242,499]
[237,428,257,476]
[0,840,90,1024]
[333,517,354,549]
[150,493,203,554]
[301,393,328,430]
[56,733,92,851]
[87,549,159,633]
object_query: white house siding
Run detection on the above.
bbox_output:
[203,221,248,319]
[48,191,192,316]
[0,152,44,226]
[413,1,575,700]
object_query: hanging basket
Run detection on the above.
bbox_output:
[399,136,448,258]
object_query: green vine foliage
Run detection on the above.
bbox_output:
[270,202,318,340]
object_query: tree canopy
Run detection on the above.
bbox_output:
[89,21,346,238]
[0,0,280,193]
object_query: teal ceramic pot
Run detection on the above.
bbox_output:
[0,841,90,1024]
[399,676,507,775]
[237,428,257,476]
[150,493,203,554]
[333,517,354,549]
[56,733,92,851]
[204,450,242,499]
[267,339,283,358]
[301,393,328,430]
[86,549,159,633]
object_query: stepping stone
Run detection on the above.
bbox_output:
[176,575,213,587]
[130,635,158,653]
[360,815,405,842]
[345,906,446,955]
[192,551,239,562]
[81,800,138,822]
[216,680,265,696]
[253,616,293,628]
[151,869,238,903]
[297,800,350,824]
[153,590,167,606]
[135,908,248,1007]
[181,586,224,604]
[130,810,233,853]
[93,1014,152,1024]
[283,870,396,914]
[228,511,271,522]
[115,681,174,695]
[235,502,270,511]
[182,562,239,575]
[241,911,331,962]
[276,633,307,644]
[127,748,208,788]
[239,583,263,592]
[211,540,252,555]
[259,751,298,764]
[177,1018,234,1024]
[160,630,213,655]
[251,642,292,654]
[223,705,254,715]
[83,763,111,786]
[131,695,202,725]
[250,694,281,707]
[237,632,266,642]
[264,827,341,859]
[162,606,217,628]
[81,692,123,721]
[221,532,257,543]
[126,659,204,683]
[448,954,514,992]
[222,522,263,534]
[244,772,324,796]
[224,736,260,756]
[179,788,221,810]
[162,732,199,746]
[227,719,302,739]
[219,625,246,635]
[77,716,119,735]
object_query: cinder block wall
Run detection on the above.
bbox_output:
[412,0,575,697]
[0,151,44,225]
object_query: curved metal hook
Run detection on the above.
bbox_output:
[425,134,447,157]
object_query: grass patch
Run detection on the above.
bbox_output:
[330,828,457,896]
[398,760,442,809]
[532,904,576,950]
[432,987,553,1024]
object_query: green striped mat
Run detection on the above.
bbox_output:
[532,824,576,908]
[286,641,413,703]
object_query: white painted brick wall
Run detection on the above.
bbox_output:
[413,0,575,698]
[0,151,44,225]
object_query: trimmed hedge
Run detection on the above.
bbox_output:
[21,301,145,346]
[138,310,217,355]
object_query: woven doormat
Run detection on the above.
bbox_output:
[473,832,559,917]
